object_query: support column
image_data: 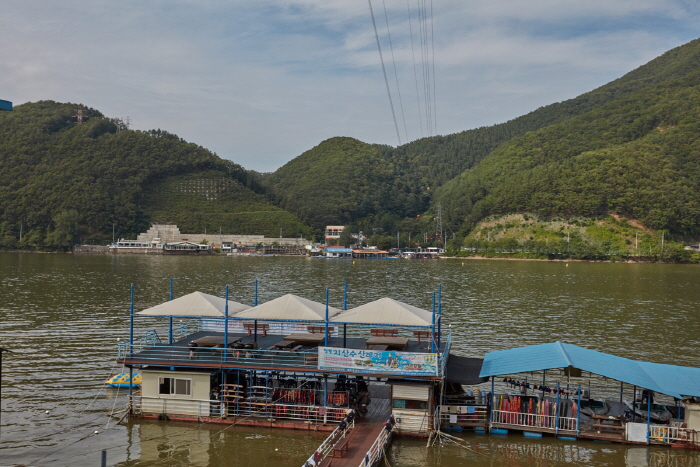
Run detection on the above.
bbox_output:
[168,277,173,344]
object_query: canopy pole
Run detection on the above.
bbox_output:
[168,277,173,344]
[576,384,581,434]
[324,288,329,347]
[646,394,652,444]
[489,376,495,431]
[343,282,347,310]
[254,279,258,306]
[437,284,442,350]
[430,293,436,353]
[542,370,546,398]
[254,320,258,343]
[620,381,624,402]
[129,283,134,357]
[555,382,561,435]
[343,323,347,348]
[224,285,229,362]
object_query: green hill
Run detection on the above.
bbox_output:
[262,137,422,230]
[434,44,700,237]
[140,171,310,237]
[266,39,700,234]
[0,101,310,249]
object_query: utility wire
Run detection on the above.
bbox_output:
[368,0,402,145]
[406,0,424,138]
[417,0,432,135]
[430,0,437,133]
[382,0,409,143]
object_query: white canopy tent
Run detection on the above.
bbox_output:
[233,294,341,322]
[136,291,250,317]
[330,297,435,327]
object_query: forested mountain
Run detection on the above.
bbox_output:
[266,38,700,238]
[434,43,700,236]
[262,137,426,229]
[0,101,309,249]
[5,38,700,252]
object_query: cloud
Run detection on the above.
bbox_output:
[1,1,698,171]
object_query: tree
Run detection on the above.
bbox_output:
[50,210,80,248]
[338,228,353,247]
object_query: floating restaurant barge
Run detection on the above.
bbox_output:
[116,283,700,466]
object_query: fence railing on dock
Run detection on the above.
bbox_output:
[649,424,697,446]
[133,395,349,424]
[439,405,488,427]
[492,409,577,433]
[360,416,394,467]
[301,414,355,467]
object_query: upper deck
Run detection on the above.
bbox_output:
[118,328,450,380]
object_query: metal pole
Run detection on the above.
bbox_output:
[101,450,107,467]
[325,288,330,347]
[324,375,329,424]
[555,382,561,434]
[489,376,495,431]
[128,365,133,406]
[430,308,436,353]
[620,381,624,402]
[437,284,442,350]
[646,393,652,444]
[576,384,581,434]
[169,277,173,344]
[430,293,436,353]
[343,282,347,310]
[254,320,258,343]
[343,323,347,349]
[224,285,229,362]
[129,284,134,357]
[254,279,258,306]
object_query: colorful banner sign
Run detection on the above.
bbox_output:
[318,347,438,376]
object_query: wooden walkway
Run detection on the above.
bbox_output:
[324,385,392,467]
[327,422,384,467]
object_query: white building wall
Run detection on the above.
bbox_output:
[141,370,212,417]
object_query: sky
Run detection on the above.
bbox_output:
[2,1,700,172]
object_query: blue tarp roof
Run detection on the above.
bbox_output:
[480,341,700,399]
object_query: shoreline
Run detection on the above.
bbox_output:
[442,255,683,264]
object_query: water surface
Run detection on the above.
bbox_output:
[1,253,699,466]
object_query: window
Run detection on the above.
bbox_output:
[392,399,428,410]
[158,377,192,396]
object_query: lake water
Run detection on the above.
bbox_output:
[1,253,699,466]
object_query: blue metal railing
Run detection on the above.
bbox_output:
[174,320,202,340]
[119,344,323,370]
[118,330,162,358]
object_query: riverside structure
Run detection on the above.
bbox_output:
[116,282,700,466]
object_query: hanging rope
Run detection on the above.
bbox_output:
[368,0,402,145]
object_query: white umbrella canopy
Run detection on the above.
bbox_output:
[233,294,341,321]
[136,291,250,317]
[330,297,434,327]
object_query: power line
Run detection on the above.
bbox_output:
[406,0,425,138]
[430,0,437,134]
[417,0,432,135]
[382,0,409,142]
[368,0,402,145]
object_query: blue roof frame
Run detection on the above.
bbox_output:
[480,341,700,399]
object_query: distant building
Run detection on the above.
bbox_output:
[325,247,353,258]
[137,224,310,248]
[0,100,12,111]
[325,226,345,240]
